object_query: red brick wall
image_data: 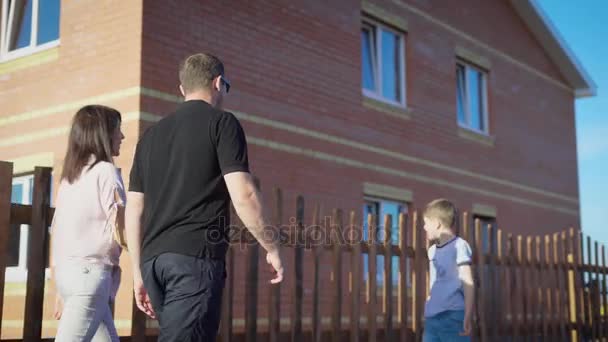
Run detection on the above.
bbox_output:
[140,0,579,231]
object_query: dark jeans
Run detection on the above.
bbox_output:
[142,252,226,342]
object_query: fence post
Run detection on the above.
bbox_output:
[350,210,361,342]
[0,161,13,338]
[23,167,52,342]
[130,294,148,342]
[268,188,283,342]
[290,196,305,342]
[368,213,378,342]
[594,240,601,340]
[398,213,409,342]
[383,214,393,341]
[601,245,607,339]
[331,209,343,342]
[567,232,578,342]
[474,220,487,341]
[312,205,324,342]
[244,232,259,341]
[411,211,424,342]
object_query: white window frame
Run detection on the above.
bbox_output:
[0,0,60,62]
[7,174,51,282]
[361,18,406,108]
[457,60,490,134]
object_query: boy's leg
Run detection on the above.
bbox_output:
[434,310,471,342]
[422,316,442,342]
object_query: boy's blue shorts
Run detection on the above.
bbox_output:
[423,310,471,342]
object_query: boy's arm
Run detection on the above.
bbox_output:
[458,264,475,335]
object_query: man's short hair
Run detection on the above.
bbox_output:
[424,198,457,228]
[179,53,224,94]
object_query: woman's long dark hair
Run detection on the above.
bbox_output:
[61,105,122,183]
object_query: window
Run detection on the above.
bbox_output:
[362,198,408,287]
[7,175,33,282]
[0,0,60,60]
[361,19,405,106]
[456,62,489,133]
[473,215,497,255]
[6,174,51,282]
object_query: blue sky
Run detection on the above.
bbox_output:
[536,0,608,243]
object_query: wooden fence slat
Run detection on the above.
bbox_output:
[291,196,305,342]
[577,231,586,338]
[570,229,585,339]
[486,225,496,341]
[545,235,559,340]
[553,234,560,341]
[0,161,13,338]
[531,236,540,339]
[474,220,487,341]
[540,235,552,341]
[268,188,283,342]
[244,242,259,342]
[23,167,52,342]
[462,212,469,248]
[350,210,361,342]
[513,235,523,340]
[521,236,531,338]
[412,211,423,342]
[537,236,548,342]
[601,244,608,338]
[559,232,571,342]
[331,209,343,342]
[368,213,378,342]
[594,240,601,341]
[543,235,553,341]
[313,204,323,342]
[130,295,147,342]
[383,214,393,341]
[398,213,409,342]
[496,229,505,339]
[10,203,54,226]
[533,236,542,341]
[568,228,581,341]
[586,235,593,338]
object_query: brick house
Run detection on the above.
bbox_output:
[0,0,595,338]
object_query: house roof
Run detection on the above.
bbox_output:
[510,0,596,98]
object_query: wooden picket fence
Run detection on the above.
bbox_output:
[0,161,606,341]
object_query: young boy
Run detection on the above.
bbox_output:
[422,199,475,342]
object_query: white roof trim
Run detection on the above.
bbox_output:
[510,0,597,98]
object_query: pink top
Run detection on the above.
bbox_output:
[51,158,125,267]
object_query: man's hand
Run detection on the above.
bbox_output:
[134,275,156,319]
[53,294,63,320]
[460,314,472,336]
[266,250,284,284]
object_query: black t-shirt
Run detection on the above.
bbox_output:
[129,100,249,263]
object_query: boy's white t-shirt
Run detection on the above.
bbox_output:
[424,236,473,318]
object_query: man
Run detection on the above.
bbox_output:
[125,53,284,341]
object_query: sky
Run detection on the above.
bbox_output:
[536,0,608,243]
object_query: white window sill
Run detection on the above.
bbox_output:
[363,94,411,120]
[0,40,60,63]
[458,125,495,147]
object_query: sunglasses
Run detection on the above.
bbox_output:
[220,76,231,93]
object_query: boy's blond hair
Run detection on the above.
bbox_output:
[424,198,457,228]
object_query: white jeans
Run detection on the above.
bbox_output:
[55,262,120,342]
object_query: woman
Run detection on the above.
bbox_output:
[51,105,125,341]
